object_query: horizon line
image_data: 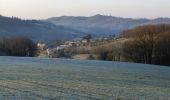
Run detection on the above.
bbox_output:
[1,14,170,20]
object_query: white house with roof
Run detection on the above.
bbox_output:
[37,41,46,50]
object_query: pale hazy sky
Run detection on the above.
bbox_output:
[0,0,170,19]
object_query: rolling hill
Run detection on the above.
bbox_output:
[46,14,170,36]
[1,14,170,43]
[0,15,83,43]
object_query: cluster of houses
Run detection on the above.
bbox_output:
[36,39,90,58]
[36,35,117,58]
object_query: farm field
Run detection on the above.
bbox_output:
[0,57,170,100]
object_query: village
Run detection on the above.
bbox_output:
[36,34,117,59]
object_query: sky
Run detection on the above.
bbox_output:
[0,0,170,19]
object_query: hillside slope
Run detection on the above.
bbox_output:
[47,14,170,35]
[1,15,170,42]
[0,15,82,42]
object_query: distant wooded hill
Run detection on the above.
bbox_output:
[46,14,170,36]
[1,14,170,43]
[0,15,83,43]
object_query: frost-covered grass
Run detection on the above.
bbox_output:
[0,56,170,100]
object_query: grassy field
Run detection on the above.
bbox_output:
[0,57,170,100]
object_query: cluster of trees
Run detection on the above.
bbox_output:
[90,24,170,66]
[92,41,123,61]
[82,34,92,43]
[0,37,36,57]
[123,24,170,66]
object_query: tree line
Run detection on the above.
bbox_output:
[91,24,170,66]
[0,37,36,57]
[123,24,170,66]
